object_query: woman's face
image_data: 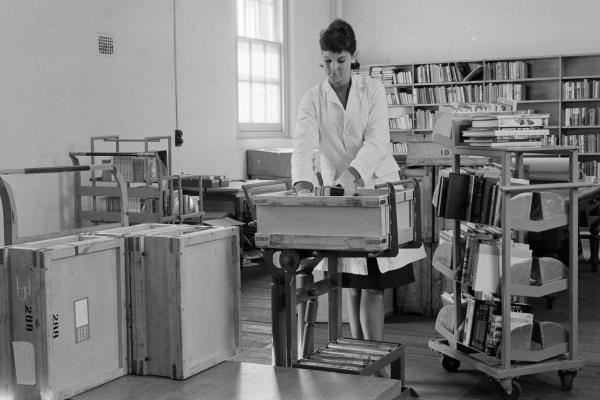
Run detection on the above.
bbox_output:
[322,50,355,88]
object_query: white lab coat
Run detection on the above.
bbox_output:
[292,75,426,275]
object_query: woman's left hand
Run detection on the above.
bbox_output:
[334,169,358,195]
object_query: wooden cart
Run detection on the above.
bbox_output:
[251,180,422,399]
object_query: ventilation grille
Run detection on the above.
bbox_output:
[98,35,114,55]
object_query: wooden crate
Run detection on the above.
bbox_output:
[91,223,191,374]
[121,225,241,379]
[254,188,414,252]
[1,234,126,400]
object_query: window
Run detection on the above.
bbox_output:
[236,0,286,137]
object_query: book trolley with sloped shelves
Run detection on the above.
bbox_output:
[427,140,588,399]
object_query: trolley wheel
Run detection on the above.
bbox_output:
[558,370,577,391]
[498,380,521,400]
[441,356,460,372]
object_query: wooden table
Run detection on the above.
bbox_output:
[71,361,404,400]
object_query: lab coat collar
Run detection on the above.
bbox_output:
[322,76,363,108]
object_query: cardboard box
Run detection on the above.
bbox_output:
[1,235,126,400]
[247,148,292,179]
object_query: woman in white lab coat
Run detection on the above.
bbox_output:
[291,19,426,343]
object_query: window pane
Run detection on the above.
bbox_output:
[265,45,280,81]
[266,84,280,123]
[251,82,266,122]
[259,1,275,41]
[237,41,250,80]
[251,42,265,81]
[236,0,245,35]
[238,81,251,123]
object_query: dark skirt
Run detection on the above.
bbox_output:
[342,257,415,290]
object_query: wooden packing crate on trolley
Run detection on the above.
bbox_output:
[253,186,415,252]
[95,224,241,380]
[0,234,127,400]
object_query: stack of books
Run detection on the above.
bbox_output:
[460,114,550,147]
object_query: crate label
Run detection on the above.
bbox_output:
[74,298,90,343]
[15,277,31,302]
[52,314,60,339]
[12,341,36,385]
[24,305,34,332]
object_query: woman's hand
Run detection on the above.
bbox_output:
[334,169,358,195]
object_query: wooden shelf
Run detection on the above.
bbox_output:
[511,343,568,363]
[562,98,600,103]
[414,80,484,86]
[485,77,557,83]
[562,75,600,80]
[561,125,600,129]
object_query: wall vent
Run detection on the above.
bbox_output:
[98,35,114,55]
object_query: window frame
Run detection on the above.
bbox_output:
[235,0,289,139]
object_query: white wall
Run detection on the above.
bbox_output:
[342,0,600,65]
[2,0,597,243]
[0,0,331,243]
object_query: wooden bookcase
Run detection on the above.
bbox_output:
[358,53,600,174]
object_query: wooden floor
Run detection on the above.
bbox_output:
[234,256,600,399]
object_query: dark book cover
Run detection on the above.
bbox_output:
[480,178,498,224]
[470,301,491,351]
[443,173,470,220]
[436,176,449,218]
[470,176,486,222]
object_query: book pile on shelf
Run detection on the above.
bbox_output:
[564,107,599,126]
[563,79,600,100]
[459,113,550,147]
[97,197,158,213]
[415,63,465,83]
[433,171,503,226]
[352,65,372,77]
[388,108,412,130]
[109,155,162,182]
[485,83,526,102]
[414,85,484,104]
[415,109,439,129]
[395,69,413,84]
[390,142,408,155]
[484,60,529,80]
[171,192,200,216]
[385,86,413,105]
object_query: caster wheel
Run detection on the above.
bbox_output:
[441,356,460,372]
[558,370,577,391]
[499,380,521,400]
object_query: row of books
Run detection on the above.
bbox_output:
[390,142,408,155]
[563,79,600,100]
[388,115,412,130]
[579,161,600,180]
[415,109,439,129]
[433,172,502,225]
[385,86,413,105]
[102,156,166,183]
[461,296,533,356]
[97,197,159,213]
[562,133,600,153]
[485,83,526,102]
[415,63,467,83]
[414,85,485,105]
[483,60,529,81]
[564,107,599,126]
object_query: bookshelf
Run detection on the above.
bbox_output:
[427,138,587,398]
[70,136,203,227]
[357,53,600,172]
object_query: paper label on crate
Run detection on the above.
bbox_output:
[74,298,90,343]
[12,341,36,385]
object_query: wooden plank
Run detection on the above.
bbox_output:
[72,361,403,400]
[134,227,241,379]
[254,191,389,207]
[255,233,388,252]
[78,185,160,199]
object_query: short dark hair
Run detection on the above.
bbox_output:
[319,19,356,55]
